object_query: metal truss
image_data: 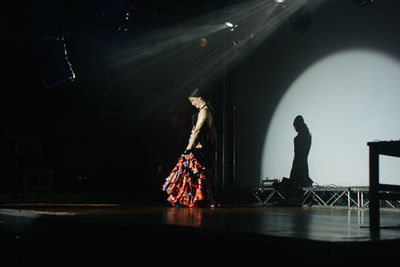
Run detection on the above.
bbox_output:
[303,186,368,208]
[253,185,400,209]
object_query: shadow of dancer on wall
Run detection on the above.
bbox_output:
[279,115,314,206]
[290,115,313,188]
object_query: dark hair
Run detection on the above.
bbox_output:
[189,88,205,98]
[189,87,215,117]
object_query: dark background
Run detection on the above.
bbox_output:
[1,0,238,203]
[1,0,399,203]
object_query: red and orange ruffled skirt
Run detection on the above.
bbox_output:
[162,152,208,207]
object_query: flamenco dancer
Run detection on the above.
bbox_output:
[162,88,217,208]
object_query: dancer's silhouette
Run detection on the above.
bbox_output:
[289,115,313,188]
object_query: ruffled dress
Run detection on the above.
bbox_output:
[162,109,216,207]
[162,152,207,207]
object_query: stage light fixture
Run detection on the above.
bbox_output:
[274,0,285,3]
[225,21,238,32]
[225,21,234,28]
[262,179,279,188]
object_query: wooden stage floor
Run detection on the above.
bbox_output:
[1,204,400,265]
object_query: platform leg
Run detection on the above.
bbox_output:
[369,147,379,231]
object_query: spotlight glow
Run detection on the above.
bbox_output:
[100,0,322,117]
[225,21,234,27]
[261,49,400,186]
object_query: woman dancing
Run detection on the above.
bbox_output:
[162,88,217,207]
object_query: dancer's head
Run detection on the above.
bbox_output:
[293,115,308,133]
[188,88,207,109]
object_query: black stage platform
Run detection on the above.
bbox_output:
[1,204,400,265]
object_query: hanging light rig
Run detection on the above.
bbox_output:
[118,5,135,32]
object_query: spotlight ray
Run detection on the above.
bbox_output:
[77,0,328,121]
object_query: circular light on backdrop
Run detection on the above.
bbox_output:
[261,49,400,186]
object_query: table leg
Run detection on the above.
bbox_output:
[369,147,380,230]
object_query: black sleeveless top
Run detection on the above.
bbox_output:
[192,106,216,168]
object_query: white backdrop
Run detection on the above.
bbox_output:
[262,49,400,186]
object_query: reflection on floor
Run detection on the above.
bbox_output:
[1,204,400,265]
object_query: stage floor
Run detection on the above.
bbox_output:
[1,204,400,264]
[1,204,400,242]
